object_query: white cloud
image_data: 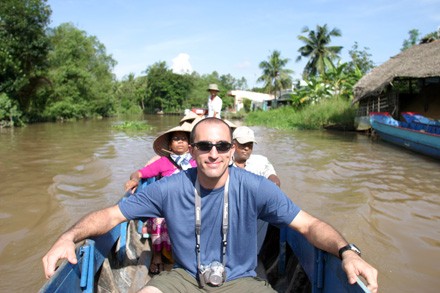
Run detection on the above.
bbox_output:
[172,53,193,74]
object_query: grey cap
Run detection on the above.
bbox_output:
[233,126,257,144]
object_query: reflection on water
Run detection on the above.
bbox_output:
[0,116,439,292]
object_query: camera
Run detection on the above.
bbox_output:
[199,261,226,286]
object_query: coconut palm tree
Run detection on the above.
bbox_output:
[257,50,293,99]
[296,24,342,79]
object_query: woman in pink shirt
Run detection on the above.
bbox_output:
[125,122,196,274]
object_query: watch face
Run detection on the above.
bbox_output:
[349,244,361,254]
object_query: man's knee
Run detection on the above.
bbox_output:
[137,285,162,293]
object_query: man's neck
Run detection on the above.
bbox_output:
[197,170,229,190]
[234,160,246,168]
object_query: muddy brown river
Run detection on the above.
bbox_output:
[0,115,439,292]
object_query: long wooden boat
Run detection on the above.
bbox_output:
[39,179,370,293]
[370,112,440,159]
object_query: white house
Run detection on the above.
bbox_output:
[227,90,275,112]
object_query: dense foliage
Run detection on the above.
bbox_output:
[0,0,51,125]
[38,23,117,121]
[1,1,435,130]
[0,0,248,125]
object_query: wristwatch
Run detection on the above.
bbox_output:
[338,243,361,259]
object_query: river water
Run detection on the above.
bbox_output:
[0,115,439,292]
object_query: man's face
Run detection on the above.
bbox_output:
[233,141,253,162]
[189,121,234,184]
[209,90,218,97]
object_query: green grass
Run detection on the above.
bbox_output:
[112,121,153,131]
[245,98,357,130]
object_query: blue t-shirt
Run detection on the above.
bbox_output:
[119,166,300,281]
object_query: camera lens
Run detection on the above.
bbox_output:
[209,274,223,286]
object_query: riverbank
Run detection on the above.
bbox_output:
[226,97,356,130]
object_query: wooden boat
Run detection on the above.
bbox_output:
[370,112,440,159]
[39,179,370,293]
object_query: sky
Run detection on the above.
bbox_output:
[47,0,440,88]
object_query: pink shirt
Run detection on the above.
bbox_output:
[138,156,197,178]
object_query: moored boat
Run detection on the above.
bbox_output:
[370,112,440,159]
[400,112,440,134]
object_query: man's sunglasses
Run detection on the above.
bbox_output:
[191,141,232,152]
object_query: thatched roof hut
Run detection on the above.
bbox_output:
[353,40,440,104]
[352,40,440,131]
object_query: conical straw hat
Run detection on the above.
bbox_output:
[153,122,192,157]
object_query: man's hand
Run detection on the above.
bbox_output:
[341,252,378,293]
[42,236,77,279]
[41,205,126,279]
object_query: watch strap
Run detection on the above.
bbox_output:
[338,243,361,259]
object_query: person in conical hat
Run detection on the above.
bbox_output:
[179,111,200,125]
[124,122,196,274]
[223,119,237,130]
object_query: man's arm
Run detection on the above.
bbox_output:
[42,205,127,279]
[261,156,280,187]
[289,210,378,293]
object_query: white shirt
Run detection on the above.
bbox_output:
[207,95,222,118]
[234,154,277,178]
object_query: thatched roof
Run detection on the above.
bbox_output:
[353,40,440,103]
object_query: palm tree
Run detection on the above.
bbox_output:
[296,24,342,79]
[257,50,293,99]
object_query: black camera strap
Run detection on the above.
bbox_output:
[194,176,229,287]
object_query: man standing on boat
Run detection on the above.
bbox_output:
[42,118,378,293]
[207,84,222,118]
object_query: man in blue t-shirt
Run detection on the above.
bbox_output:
[42,118,378,293]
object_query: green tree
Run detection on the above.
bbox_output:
[114,73,148,114]
[293,76,331,106]
[257,50,293,99]
[296,24,342,79]
[0,0,51,114]
[0,93,23,127]
[347,42,374,74]
[401,29,420,51]
[324,62,363,100]
[40,23,116,120]
[144,62,193,113]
